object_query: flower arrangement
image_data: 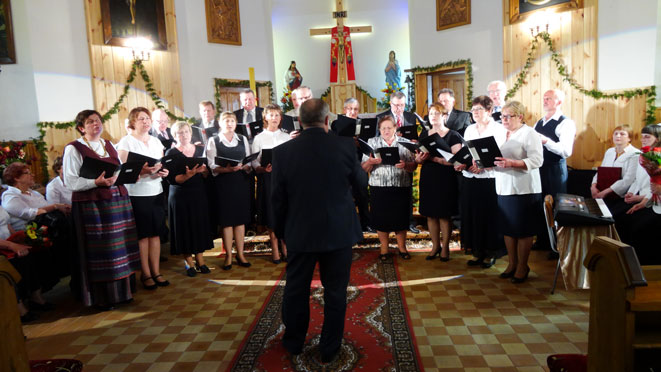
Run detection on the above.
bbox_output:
[378,82,403,109]
[24,221,52,247]
[639,145,661,205]
[0,141,27,175]
[280,88,294,112]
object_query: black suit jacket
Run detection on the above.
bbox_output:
[191,119,219,145]
[376,110,417,127]
[151,127,174,150]
[445,109,473,136]
[233,107,264,123]
[272,127,365,252]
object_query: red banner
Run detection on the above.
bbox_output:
[330,26,356,83]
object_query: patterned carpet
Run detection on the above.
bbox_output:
[21,239,589,372]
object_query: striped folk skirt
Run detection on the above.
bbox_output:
[72,187,141,307]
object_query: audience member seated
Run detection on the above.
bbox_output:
[45,156,72,205]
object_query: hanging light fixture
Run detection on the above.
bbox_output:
[125,37,153,62]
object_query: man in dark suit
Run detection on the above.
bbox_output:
[233,89,264,141]
[150,109,174,149]
[191,100,219,146]
[487,80,507,123]
[272,99,366,363]
[437,88,472,136]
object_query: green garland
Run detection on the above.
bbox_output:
[213,78,275,112]
[409,59,474,107]
[35,60,194,180]
[507,31,657,125]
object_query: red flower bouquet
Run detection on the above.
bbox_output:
[639,146,661,205]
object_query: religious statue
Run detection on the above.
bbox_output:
[385,50,401,89]
[284,61,303,91]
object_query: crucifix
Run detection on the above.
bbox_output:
[309,0,372,85]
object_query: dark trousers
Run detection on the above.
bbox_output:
[282,247,352,355]
[353,184,370,229]
[538,160,568,248]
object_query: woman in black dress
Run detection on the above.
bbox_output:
[415,103,463,261]
[207,112,253,270]
[165,121,213,277]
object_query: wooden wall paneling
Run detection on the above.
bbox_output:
[414,73,428,116]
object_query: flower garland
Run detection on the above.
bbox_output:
[409,59,474,106]
[506,31,657,125]
[34,60,194,180]
[0,141,27,173]
[213,78,275,113]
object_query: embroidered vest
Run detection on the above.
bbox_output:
[68,140,128,202]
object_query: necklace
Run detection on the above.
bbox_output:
[82,136,108,157]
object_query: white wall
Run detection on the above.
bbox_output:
[271,0,411,104]
[408,0,503,104]
[175,0,276,116]
[0,0,40,141]
[598,0,658,91]
[656,0,661,107]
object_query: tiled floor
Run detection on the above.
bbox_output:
[22,241,588,372]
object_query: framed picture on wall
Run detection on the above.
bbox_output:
[205,0,242,46]
[100,0,168,50]
[0,0,16,64]
[509,0,584,24]
[436,0,471,31]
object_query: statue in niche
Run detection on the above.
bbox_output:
[384,50,401,89]
[284,61,303,91]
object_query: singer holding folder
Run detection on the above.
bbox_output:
[117,107,170,291]
[362,116,416,261]
[493,102,544,284]
[415,103,463,262]
[62,110,140,310]
[206,112,253,270]
[165,121,213,277]
[251,104,292,264]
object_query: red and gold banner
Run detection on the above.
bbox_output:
[330,26,356,83]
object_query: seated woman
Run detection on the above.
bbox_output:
[63,109,141,310]
[117,107,170,290]
[415,103,463,262]
[362,115,417,261]
[493,101,544,284]
[0,205,56,322]
[590,124,639,216]
[252,104,292,264]
[166,121,213,277]
[46,156,72,206]
[206,112,253,270]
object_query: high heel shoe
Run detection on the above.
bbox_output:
[196,264,211,274]
[426,250,440,261]
[466,257,484,266]
[398,251,411,260]
[236,258,252,268]
[439,254,450,262]
[481,257,497,269]
[511,267,530,284]
[499,270,515,279]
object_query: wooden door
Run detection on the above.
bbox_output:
[413,66,468,116]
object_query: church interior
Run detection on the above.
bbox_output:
[2,0,661,371]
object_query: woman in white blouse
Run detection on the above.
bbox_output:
[46,156,72,205]
[590,125,639,203]
[493,101,544,284]
[455,96,507,268]
[252,104,292,264]
[207,112,253,270]
[62,109,141,310]
[117,107,170,290]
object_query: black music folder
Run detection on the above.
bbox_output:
[114,162,143,185]
[181,157,207,169]
[449,146,473,166]
[280,116,296,134]
[79,157,118,179]
[242,152,259,165]
[358,118,378,140]
[126,151,159,167]
[334,115,358,137]
[357,138,375,157]
[397,125,419,141]
[215,156,240,167]
[377,147,400,166]
[398,141,420,154]
[260,148,273,166]
[160,153,184,171]
[235,124,248,138]
[466,136,502,168]
[204,126,219,138]
[248,120,263,137]
[418,133,452,158]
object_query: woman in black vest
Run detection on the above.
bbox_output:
[206,112,253,270]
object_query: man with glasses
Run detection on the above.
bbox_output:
[437,88,472,136]
[151,109,174,150]
[487,80,507,122]
[233,89,264,142]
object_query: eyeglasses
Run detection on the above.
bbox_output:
[501,115,517,120]
[84,118,102,125]
[391,103,405,108]
[470,107,485,113]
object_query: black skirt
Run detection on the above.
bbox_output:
[497,193,543,238]
[419,161,458,218]
[256,173,275,229]
[130,194,166,239]
[460,177,504,257]
[215,171,252,228]
[370,186,410,232]
[168,183,213,255]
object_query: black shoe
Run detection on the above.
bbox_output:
[379,253,390,262]
[499,270,515,279]
[439,255,450,262]
[467,258,484,266]
[321,347,340,363]
[153,274,170,287]
[141,275,158,290]
[186,267,197,277]
[236,259,251,268]
[481,257,497,269]
[409,225,421,234]
[222,264,233,270]
[426,250,440,261]
[282,340,303,355]
[29,301,56,312]
[197,264,211,274]
[364,226,376,234]
[20,311,39,323]
[511,267,530,284]
[398,251,411,260]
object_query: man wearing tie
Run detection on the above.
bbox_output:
[272,98,365,363]
[233,89,264,142]
[150,109,174,150]
[437,88,472,136]
[487,80,507,122]
[191,100,219,146]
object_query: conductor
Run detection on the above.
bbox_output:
[272,99,366,363]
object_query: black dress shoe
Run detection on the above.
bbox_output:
[426,251,440,261]
[481,257,497,269]
[153,274,170,287]
[186,267,197,277]
[499,270,515,279]
[236,260,252,268]
[439,255,450,262]
[466,258,484,266]
[398,251,411,260]
[141,275,158,290]
[272,259,281,264]
[321,347,340,363]
[223,264,233,270]
[511,267,530,283]
[197,264,211,273]
[409,225,421,234]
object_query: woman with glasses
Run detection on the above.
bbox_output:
[117,107,170,290]
[493,101,544,284]
[415,103,462,262]
[456,96,507,268]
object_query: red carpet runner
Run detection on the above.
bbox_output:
[227,250,424,371]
